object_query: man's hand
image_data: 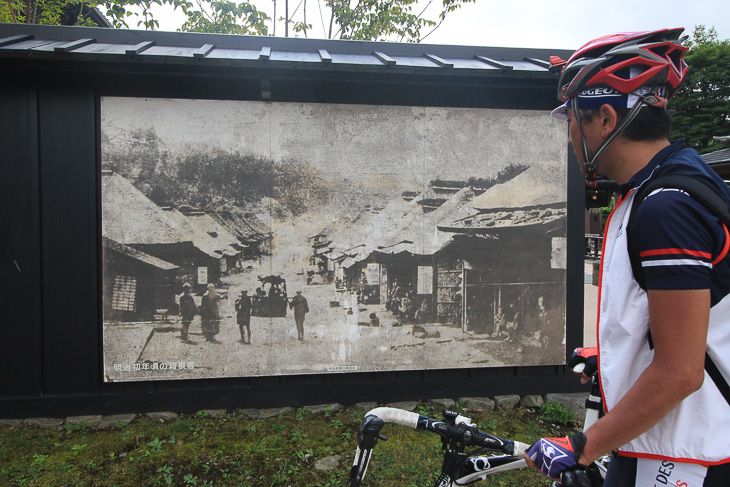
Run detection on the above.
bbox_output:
[567,347,598,384]
[524,433,586,480]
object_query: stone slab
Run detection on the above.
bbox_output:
[99,414,137,430]
[239,407,294,420]
[66,415,103,429]
[304,403,342,415]
[145,412,179,422]
[520,395,544,408]
[24,418,63,429]
[494,395,521,409]
[429,398,456,410]
[458,397,495,412]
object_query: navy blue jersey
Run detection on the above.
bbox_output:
[621,140,730,305]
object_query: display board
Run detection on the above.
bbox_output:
[101,97,568,382]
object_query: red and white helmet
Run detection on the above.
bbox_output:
[552,28,689,104]
[550,29,689,185]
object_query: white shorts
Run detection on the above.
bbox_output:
[604,454,730,487]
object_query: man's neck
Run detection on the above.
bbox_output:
[598,137,671,184]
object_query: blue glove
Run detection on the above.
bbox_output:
[527,433,586,479]
[567,347,598,377]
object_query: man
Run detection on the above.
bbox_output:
[289,291,309,341]
[526,29,730,486]
[179,283,197,343]
[199,283,222,343]
[235,289,252,344]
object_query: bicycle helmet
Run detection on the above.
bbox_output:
[550,28,689,184]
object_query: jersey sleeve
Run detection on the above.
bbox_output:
[634,188,727,290]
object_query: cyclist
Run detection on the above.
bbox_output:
[526,29,730,486]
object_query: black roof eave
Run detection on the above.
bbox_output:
[0,23,572,58]
[0,23,572,80]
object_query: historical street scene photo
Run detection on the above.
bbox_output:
[100,97,568,381]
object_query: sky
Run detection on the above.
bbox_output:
[138,0,730,51]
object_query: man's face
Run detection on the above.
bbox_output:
[565,107,603,175]
[565,108,585,168]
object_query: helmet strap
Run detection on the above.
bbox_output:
[571,103,598,186]
[573,97,649,186]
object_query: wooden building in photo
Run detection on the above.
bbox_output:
[102,170,224,291]
[102,236,178,321]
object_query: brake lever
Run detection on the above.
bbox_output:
[350,415,386,486]
[554,465,599,487]
[357,415,385,449]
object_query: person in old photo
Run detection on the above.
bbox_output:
[199,283,223,343]
[235,290,252,344]
[179,283,197,343]
[289,291,309,341]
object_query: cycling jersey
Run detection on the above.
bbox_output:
[622,140,730,302]
[597,140,730,466]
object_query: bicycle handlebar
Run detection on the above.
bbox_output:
[362,407,529,454]
[350,407,531,487]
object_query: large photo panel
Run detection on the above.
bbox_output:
[100,97,568,382]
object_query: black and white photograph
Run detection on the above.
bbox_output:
[101,97,568,382]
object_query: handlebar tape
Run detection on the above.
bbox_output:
[511,441,531,456]
[363,407,419,429]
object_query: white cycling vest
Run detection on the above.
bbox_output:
[597,189,730,466]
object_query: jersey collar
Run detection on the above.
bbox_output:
[620,138,686,196]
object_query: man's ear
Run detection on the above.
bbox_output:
[598,104,619,136]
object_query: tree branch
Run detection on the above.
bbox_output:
[6,0,18,22]
[399,0,430,41]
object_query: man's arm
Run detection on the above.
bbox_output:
[578,288,709,464]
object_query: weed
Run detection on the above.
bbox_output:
[290,429,308,442]
[539,402,575,426]
[270,421,288,432]
[30,453,48,470]
[246,435,269,454]
[270,459,301,485]
[147,437,166,453]
[478,418,500,431]
[183,473,198,484]
[71,443,88,455]
[295,407,311,422]
[63,421,88,433]
[416,404,434,416]
[155,464,174,485]
[295,448,313,462]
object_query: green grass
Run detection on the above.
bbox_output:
[0,404,579,486]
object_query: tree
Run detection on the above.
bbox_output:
[2,0,472,42]
[670,25,730,153]
[1,0,100,25]
[319,0,474,42]
[96,0,270,33]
